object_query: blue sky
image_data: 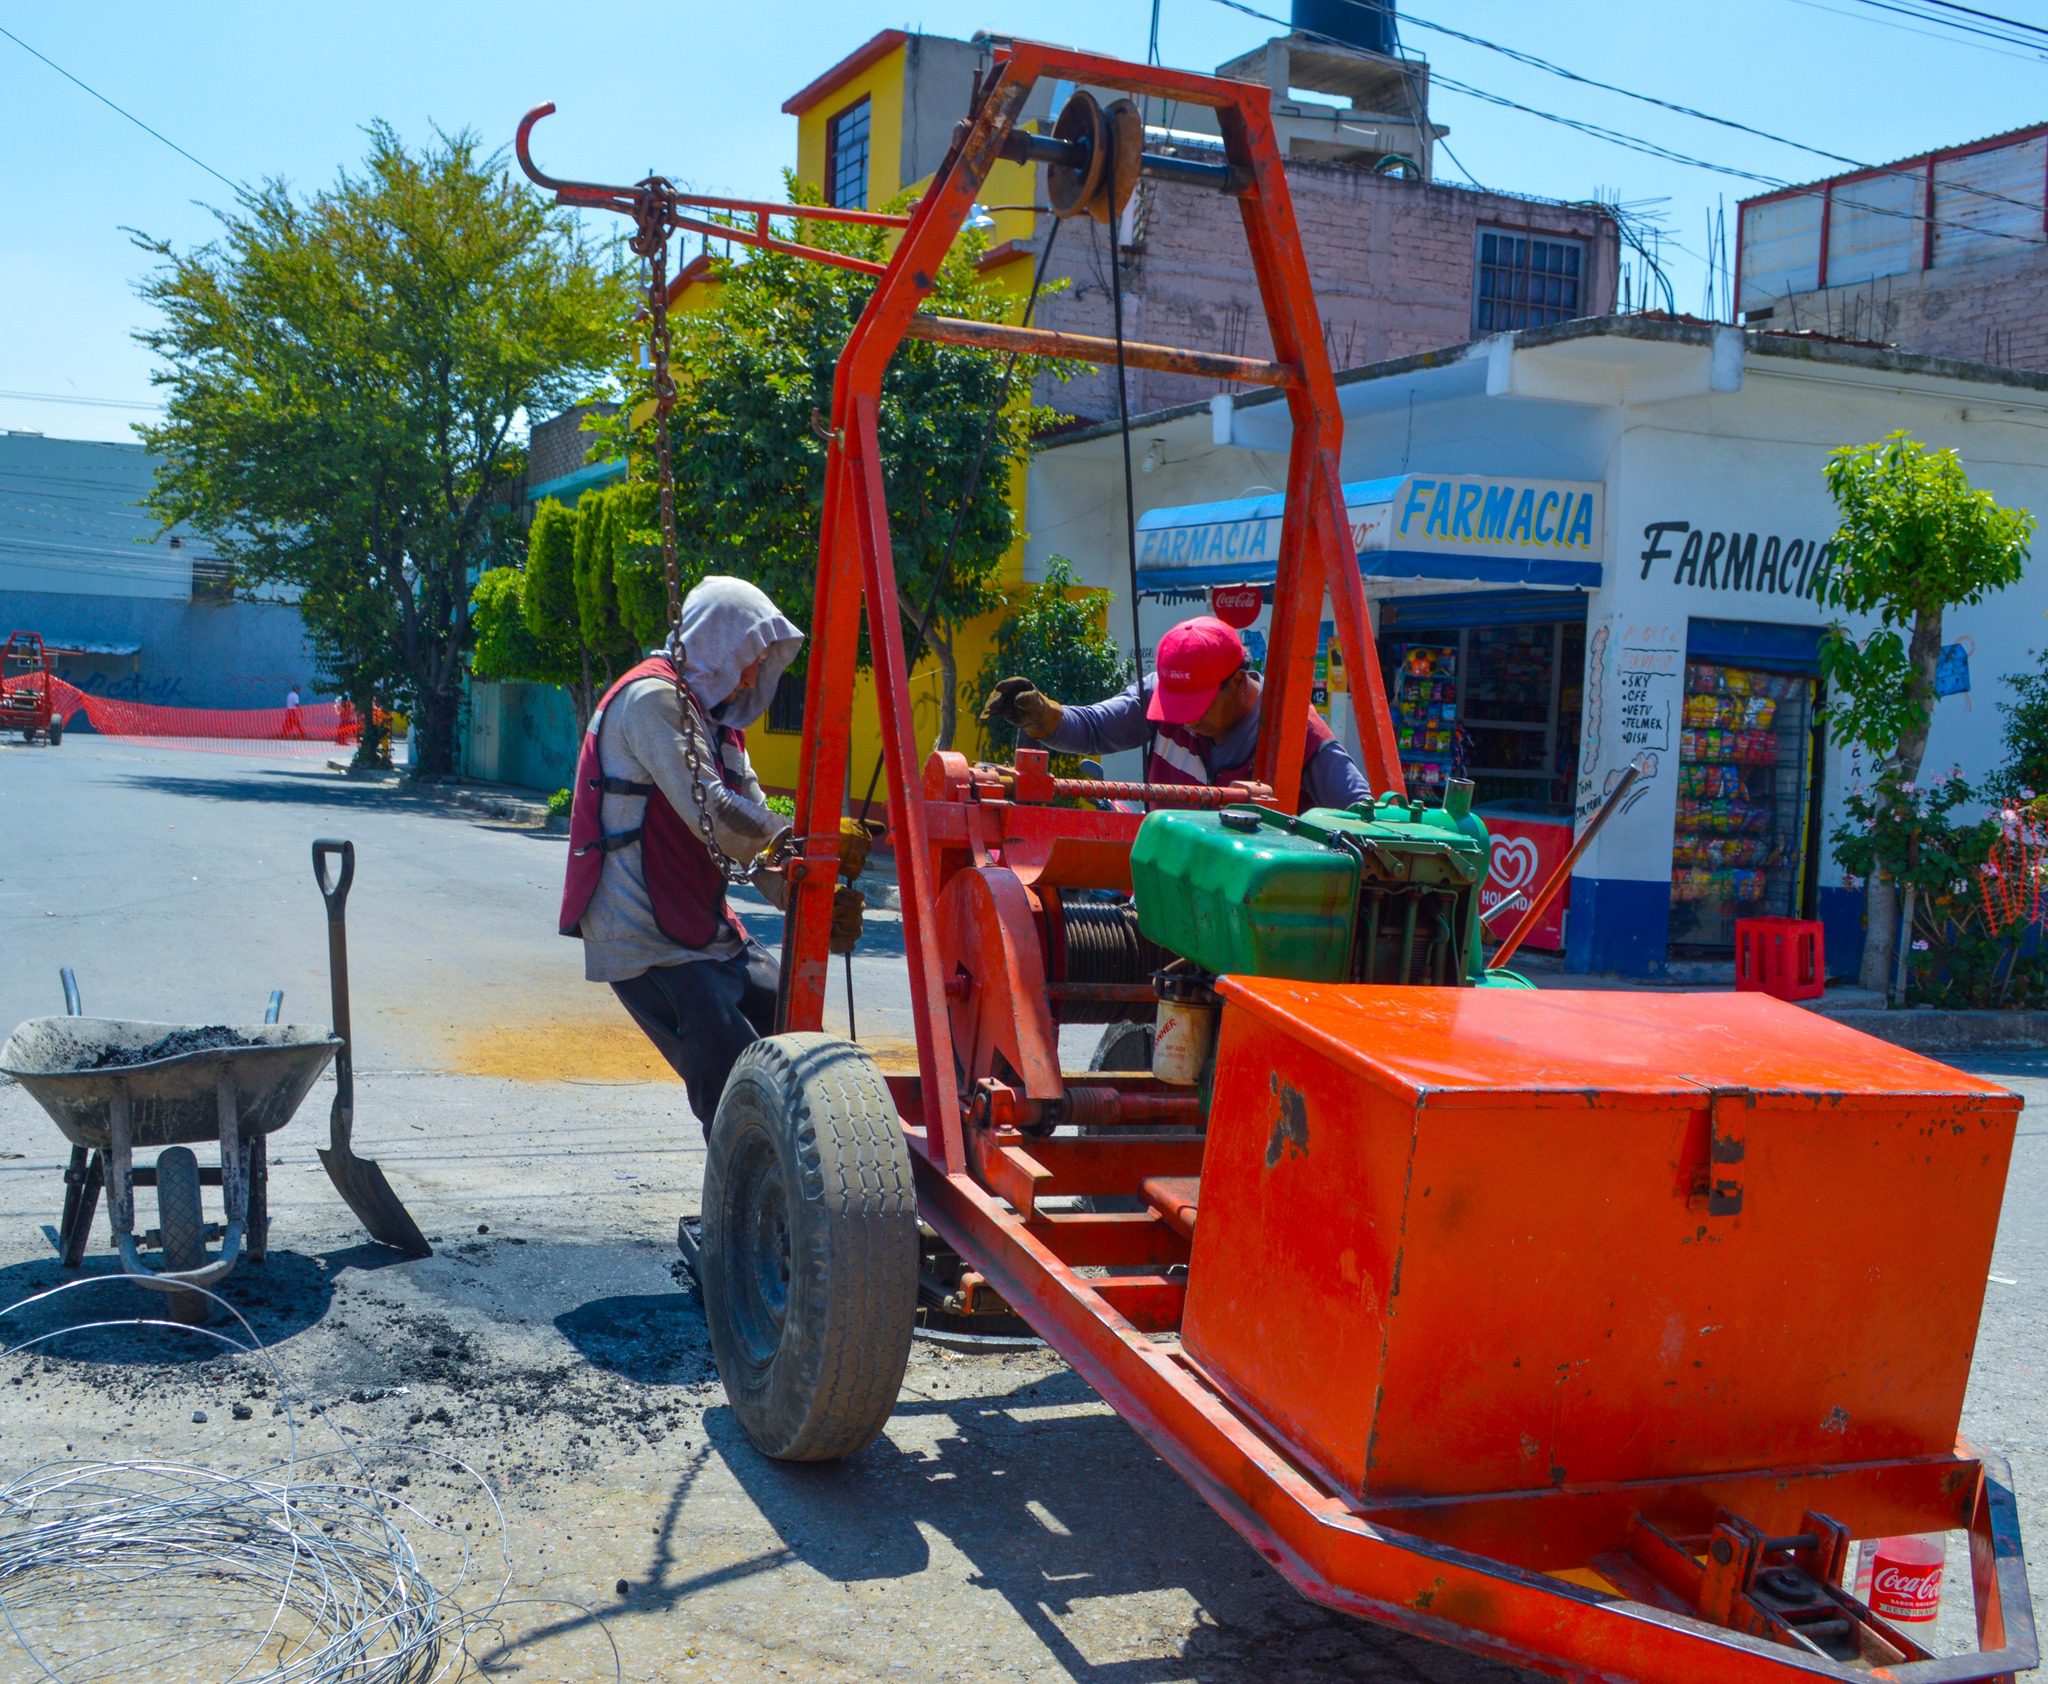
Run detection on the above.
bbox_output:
[5,0,2045,444]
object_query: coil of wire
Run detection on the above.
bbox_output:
[0,1456,456,1683]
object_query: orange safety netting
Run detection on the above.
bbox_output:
[2,672,383,745]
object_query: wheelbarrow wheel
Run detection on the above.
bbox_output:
[155,1147,211,1326]
[701,1034,916,1462]
[47,715,62,747]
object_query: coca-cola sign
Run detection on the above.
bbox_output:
[1209,584,1263,629]
[1870,1561,1943,1620]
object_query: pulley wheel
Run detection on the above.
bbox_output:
[1092,98,1144,226]
[1045,92,1147,226]
[1045,92,1108,220]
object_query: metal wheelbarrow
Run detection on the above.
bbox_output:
[0,971,338,1321]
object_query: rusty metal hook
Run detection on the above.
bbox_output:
[515,103,662,217]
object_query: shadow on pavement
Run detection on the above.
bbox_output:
[111,769,481,817]
[0,1238,413,1363]
[695,1376,1517,1683]
[554,1289,718,1387]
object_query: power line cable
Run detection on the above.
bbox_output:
[0,23,241,193]
[1848,0,2048,48]
[1326,0,2048,224]
[1913,0,2048,36]
[0,389,163,412]
[1778,0,2048,59]
[1207,0,2043,248]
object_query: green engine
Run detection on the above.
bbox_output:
[1129,790,1510,988]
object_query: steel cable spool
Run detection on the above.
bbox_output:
[1052,901,1166,1024]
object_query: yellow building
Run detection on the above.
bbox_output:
[682,28,1060,799]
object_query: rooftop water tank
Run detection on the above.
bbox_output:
[1290,0,1394,55]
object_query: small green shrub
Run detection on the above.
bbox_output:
[547,786,572,818]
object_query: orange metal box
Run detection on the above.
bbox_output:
[1180,982,2021,1505]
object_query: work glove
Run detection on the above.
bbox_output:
[829,884,865,955]
[836,815,880,883]
[980,676,1064,742]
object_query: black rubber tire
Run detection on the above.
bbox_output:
[154,1146,210,1325]
[47,715,62,747]
[1088,1021,1154,1073]
[700,1033,917,1462]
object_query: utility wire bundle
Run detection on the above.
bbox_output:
[0,1278,565,1684]
[0,1458,458,1683]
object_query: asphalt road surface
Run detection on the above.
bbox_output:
[0,735,2043,1683]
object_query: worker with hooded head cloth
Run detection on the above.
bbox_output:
[981,615,1372,811]
[560,575,865,1132]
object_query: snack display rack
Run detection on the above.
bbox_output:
[1389,642,1459,796]
[1668,658,1816,948]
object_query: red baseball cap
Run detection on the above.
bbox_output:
[1147,616,1247,725]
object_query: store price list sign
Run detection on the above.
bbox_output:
[1617,625,1680,770]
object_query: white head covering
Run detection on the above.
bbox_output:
[667,576,804,729]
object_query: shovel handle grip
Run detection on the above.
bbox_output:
[313,839,355,913]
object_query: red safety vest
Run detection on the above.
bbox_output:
[1147,707,1336,810]
[559,657,750,949]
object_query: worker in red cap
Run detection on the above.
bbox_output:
[981,614,1372,809]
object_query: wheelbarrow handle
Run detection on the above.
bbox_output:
[312,839,355,913]
[60,967,81,1017]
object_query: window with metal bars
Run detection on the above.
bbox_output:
[825,97,871,211]
[1473,229,1585,334]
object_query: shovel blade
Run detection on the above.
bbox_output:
[318,1146,431,1258]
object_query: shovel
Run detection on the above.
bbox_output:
[312,839,431,1257]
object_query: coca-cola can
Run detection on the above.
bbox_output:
[1866,1535,1944,1624]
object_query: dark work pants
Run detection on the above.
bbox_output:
[611,944,779,1133]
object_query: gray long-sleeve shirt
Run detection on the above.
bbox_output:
[578,675,785,983]
[1041,672,1373,809]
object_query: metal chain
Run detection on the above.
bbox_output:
[633,182,753,885]
[629,183,684,632]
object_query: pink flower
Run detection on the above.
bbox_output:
[1900,781,1917,796]
[1912,938,1930,951]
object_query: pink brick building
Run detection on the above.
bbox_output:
[1035,161,1619,421]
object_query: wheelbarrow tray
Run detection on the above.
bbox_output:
[0,1018,340,1151]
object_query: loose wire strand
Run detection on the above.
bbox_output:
[0,1275,574,1684]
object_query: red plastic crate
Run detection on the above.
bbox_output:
[1735,916,1825,1002]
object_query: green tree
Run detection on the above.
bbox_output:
[626,181,1053,748]
[972,558,1131,773]
[1987,654,2048,805]
[134,123,631,772]
[1818,432,2032,991]
[470,488,670,753]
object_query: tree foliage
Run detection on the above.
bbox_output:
[973,557,1131,772]
[606,179,1055,748]
[469,482,674,761]
[134,123,631,771]
[1817,431,2032,991]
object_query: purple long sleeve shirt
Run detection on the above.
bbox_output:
[1040,673,1373,809]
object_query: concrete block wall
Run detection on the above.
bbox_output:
[1745,251,2048,375]
[1033,160,1618,421]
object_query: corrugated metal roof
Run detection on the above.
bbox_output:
[1737,119,2048,206]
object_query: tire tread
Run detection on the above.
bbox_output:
[703,1034,916,1461]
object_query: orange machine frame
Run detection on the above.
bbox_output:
[522,40,2034,1681]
